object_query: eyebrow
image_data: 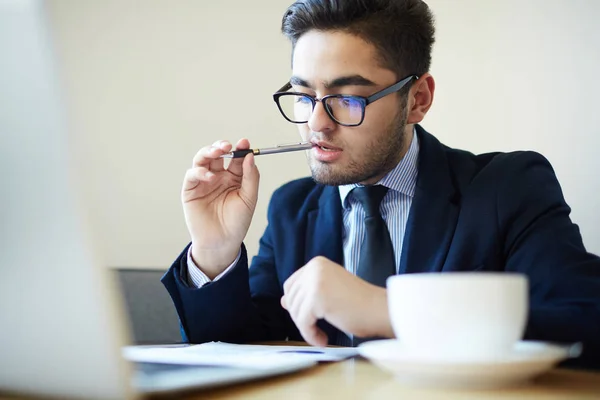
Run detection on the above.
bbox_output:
[290,75,377,90]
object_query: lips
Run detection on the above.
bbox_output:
[310,140,342,152]
[310,139,343,162]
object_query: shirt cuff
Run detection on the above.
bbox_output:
[186,247,242,288]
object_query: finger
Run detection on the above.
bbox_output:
[282,286,299,316]
[226,138,251,177]
[182,166,216,191]
[192,141,232,171]
[307,326,328,347]
[208,140,233,171]
[285,290,328,346]
[237,152,260,212]
[282,266,305,295]
[282,276,305,318]
[281,267,306,313]
[296,302,328,347]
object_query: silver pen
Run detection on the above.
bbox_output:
[220,142,313,158]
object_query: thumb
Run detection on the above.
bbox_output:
[310,327,329,347]
[239,153,259,209]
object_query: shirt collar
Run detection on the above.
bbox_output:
[338,127,420,209]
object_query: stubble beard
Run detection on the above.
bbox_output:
[309,108,409,186]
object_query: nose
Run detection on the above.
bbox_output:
[307,101,336,134]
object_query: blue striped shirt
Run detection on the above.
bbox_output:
[338,128,419,275]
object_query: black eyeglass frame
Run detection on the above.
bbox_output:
[272,74,419,127]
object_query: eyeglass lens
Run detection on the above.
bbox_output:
[277,94,364,125]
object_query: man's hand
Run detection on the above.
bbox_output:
[182,138,260,279]
[280,256,394,346]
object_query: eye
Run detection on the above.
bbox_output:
[295,95,312,104]
[340,97,361,108]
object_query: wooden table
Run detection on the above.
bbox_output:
[171,359,600,400]
[151,339,599,400]
[2,344,599,400]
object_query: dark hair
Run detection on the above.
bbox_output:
[281,0,435,79]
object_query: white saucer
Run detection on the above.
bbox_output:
[358,340,578,390]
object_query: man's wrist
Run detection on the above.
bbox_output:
[190,244,240,280]
[371,287,395,338]
[187,247,241,287]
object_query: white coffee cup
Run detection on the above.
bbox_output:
[386,272,528,361]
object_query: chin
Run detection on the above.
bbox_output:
[309,163,361,186]
[310,162,340,185]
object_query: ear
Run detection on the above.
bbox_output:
[406,74,435,124]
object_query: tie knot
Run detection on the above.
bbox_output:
[352,185,389,217]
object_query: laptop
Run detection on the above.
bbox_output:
[0,1,313,398]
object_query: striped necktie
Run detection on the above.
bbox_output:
[353,185,396,287]
[335,185,396,347]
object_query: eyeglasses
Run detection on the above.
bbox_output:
[272,74,418,127]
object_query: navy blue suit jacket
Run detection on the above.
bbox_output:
[163,126,600,369]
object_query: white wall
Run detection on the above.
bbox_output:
[46,0,600,268]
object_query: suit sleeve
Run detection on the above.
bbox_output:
[498,152,600,369]
[161,195,294,344]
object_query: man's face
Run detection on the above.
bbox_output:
[291,30,410,185]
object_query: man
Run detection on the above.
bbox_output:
[162,0,600,368]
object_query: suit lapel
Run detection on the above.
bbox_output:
[400,126,460,274]
[305,185,344,265]
[304,185,344,344]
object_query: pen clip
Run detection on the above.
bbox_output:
[276,142,307,148]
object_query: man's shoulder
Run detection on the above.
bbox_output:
[470,150,553,179]
[443,143,554,189]
[419,126,554,188]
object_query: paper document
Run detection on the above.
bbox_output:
[123,342,358,370]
